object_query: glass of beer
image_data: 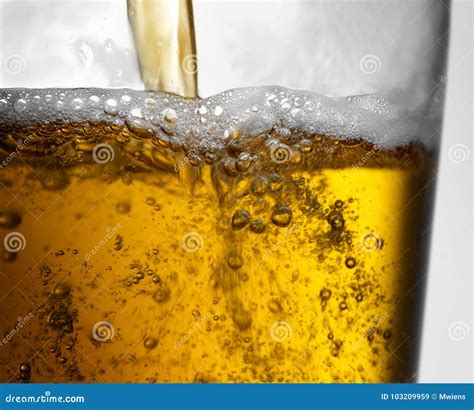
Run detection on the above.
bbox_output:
[0,0,449,383]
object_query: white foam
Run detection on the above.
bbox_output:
[0,86,437,149]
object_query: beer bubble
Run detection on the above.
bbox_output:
[251,176,268,196]
[153,286,171,303]
[121,95,131,103]
[144,337,158,349]
[53,283,70,298]
[249,219,266,234]
[19,363,31,373]
[115,202,131,214]
[0,99,8,111]
[194,372,208,383]
[267,299,282,313]
[222,159,238,177]
[327,211,345,231]
[320,288,332,300]
[299,139,312,152]
[130,108,142,118]
[269,174,283,192]
[104,99,118,113]
[271,206,292,227]
[71,98,84,110]
[214,106,223,116]
[231,210,250,230]
[345,257,356,269]
[0,211,22,228]
[197,105,208,115]
[14,99,27,113]
[236,153,253,172]
[359,231,383,252]
[146,197,156,205]
[227,253,243,270]
[89,95,100,104]
[145,98,156,107]
[163,108,178,123]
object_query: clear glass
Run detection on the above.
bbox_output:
[0,0,449,383]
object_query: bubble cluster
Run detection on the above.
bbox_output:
[0,86,425,158]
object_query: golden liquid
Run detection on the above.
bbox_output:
[127,0,198,96]
[0,115,434,382]
[0,0,435,384]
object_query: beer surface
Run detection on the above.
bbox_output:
[0,88,434,382]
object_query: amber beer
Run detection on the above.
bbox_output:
[0,86,434,383]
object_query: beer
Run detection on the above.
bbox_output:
[0,87,435,382]
[127,0,198,97]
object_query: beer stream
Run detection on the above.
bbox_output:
[0,1,435,383]
[127,0,198,97]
